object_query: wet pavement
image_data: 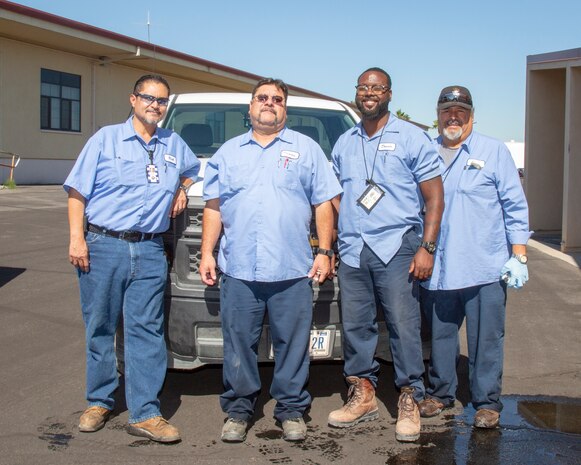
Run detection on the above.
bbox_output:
[1,186,580,465]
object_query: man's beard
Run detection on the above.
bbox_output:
[356,97,389,120]
[442,125,463,142]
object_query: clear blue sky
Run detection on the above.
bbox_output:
[12,0,581,141]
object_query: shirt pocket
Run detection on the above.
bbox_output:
[161,162,180,193]
[114,152,141,187]
[224,162,250,194]
[275,162,300,190]
[457,166,496,198]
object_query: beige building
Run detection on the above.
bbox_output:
[0,1,334,185]
[526,48,581,253]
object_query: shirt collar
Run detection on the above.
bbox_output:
[436,130,474,155]
[355,113,398,140]
[122,116,167,146]
[240,126,291,147]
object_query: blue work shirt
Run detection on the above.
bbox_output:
[332,115,440,268]
[203,127,342,282]
[64,117,200,233]
[423,131,531,291]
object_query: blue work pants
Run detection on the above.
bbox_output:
[338,231,425,401]
[219,275,312,422]
[420,281,507,412]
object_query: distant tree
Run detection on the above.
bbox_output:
[396,109,410,121]
[432,120,439,129]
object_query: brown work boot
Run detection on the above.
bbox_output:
[328,376,379,428]
[127,416,181,443]
[474,409,500,429]
[79,406,111,432]
[418,397,446,418]
[395,387,420,442]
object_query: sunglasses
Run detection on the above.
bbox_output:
[254,94,285,105]
[134,93,170,106]
[437,91,472,107]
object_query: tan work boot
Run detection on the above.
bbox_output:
[328,376,379,427]
[79,406,111,432]
[127,416,181,443]
[395,387,420,442]
[474,409,500,429]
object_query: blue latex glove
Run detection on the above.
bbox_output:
[500,257,529,289]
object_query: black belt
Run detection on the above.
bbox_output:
[87,223,159,242]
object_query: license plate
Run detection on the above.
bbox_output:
[269,329,333,359]
[309,329,331,358]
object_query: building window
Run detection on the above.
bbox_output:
[40,69,81,132]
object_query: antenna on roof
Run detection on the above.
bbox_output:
[147,10,151,43]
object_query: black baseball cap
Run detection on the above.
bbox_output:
[437,86,473,110]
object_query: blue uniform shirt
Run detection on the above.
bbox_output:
[424,131,531,291]
[203,127,342,282]
[332,115,441,268]
[64,117,200,233]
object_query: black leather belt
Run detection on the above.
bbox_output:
[87,223,159,242]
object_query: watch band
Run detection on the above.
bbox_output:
[178,183,188,194]
[420,241,437,255]
[317,248,334,257]
[512,253,528,264]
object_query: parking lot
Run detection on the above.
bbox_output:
[0,186,580,465]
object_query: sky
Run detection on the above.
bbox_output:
[11,0,581,142]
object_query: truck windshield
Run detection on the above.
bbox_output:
[162,103,356,159]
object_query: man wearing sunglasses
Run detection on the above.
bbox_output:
[328,68,444,442]
[418,86,530,429]
[64,74,200,443]
[200,78,341,443]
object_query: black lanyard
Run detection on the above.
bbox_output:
[139,138,157,164]
[360,123,387,184]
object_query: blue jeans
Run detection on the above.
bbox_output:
[338,230,425,401]
[78,232,168,423]
[219,275,312,422]
[420,281,507,412]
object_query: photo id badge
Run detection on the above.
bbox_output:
[146,164,160,183]
[357,180,385,213]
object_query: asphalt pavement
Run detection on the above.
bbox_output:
[0,186,580,465]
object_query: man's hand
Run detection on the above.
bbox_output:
[170,188,188,218]
[69,237,90,272]
[308,254,332,284]
[408,247,434,281]
[199,254,218,286]
[500,257,529,289]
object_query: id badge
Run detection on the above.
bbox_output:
[146,164,160,183]
[357,181,385,213]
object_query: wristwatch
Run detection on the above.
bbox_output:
[512,254,528,264]
[178,183,188,194]
[420,241,437,255]
[317,248,334,257]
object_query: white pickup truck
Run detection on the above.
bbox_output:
[118,92,430,370]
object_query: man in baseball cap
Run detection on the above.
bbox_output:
[419,85,531,429]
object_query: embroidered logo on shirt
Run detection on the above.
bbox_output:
[378,143,396,151]
[164,154,177,164]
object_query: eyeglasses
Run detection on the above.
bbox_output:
[253,94,285,106]
[355,84,390,94]
[437,91,472,107]
[134,93,170,106]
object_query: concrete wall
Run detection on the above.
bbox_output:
[526,49,581,252]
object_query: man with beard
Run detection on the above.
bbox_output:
[65,74,200,442]
[200,78,341,443]
[328,68,444,442]
[418,86,530,429]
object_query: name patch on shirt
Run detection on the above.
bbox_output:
[465,159,485,170]
[164,154,177,165]
[280,150,300,159]
[378,143,396,151]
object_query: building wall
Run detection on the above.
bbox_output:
[526,49,581,252]
[0,38,247,184]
